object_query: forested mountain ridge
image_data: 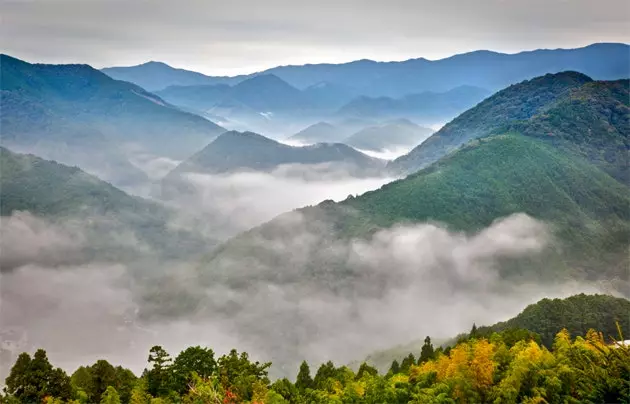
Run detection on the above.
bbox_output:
[360,294,630,372]
[388,71,594,173]
[203,134,630,293]
[0,147,208,261]
[390,73,630,179]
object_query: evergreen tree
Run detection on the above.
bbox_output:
[146,346,172,397]
[399,353,416,373]
[295,361,313,391]
[470,323,478,338]
[419,336,435,364]
[388,359,400,375]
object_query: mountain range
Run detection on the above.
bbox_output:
[0,54,225,188]
[103,43,630,96]
[198,72,630,296]
[390,72,630,183]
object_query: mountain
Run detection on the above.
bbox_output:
[287,122,345,143]
[164,131,385,178]
[337,86,491,122]
[264,43,629,96]
[343,119,434,152]
[0,147,207,262]
[200,133,630,293]
[101,61,246,91]
[389,71,629,176]
[0,54,226,187]
[104,44,629,98]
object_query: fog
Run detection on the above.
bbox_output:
[164,164,394,239]
[0,206,605,380]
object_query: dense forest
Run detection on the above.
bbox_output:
[3,295,629,404]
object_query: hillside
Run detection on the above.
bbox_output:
[364,294,630,372]
[165,131,385,178]
[0,147,207,261]
[288,122,345,143]
[337,86,490,122]
[0,54,225,185]
[480,294,630,347]
[201,134,630,293]
[389,71,594,174]
[344,119,434,152]
[101,61,245,91]
[156,74,312,114]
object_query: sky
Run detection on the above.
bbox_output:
[2,0,629,75]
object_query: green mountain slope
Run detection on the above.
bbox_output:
[481,293,630,347]
[0,147,207,261]
[364,294,630,372]
[389,71,594,174]
[202,135,630,291]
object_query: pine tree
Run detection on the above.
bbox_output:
[388,359,400,375]
[419,336,435,364]
[295,361,313,391]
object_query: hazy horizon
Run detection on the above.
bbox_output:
[2,0,629,75]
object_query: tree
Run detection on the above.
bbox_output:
[100,386,121,404]
[313,361,337,390]
[171,346,216,394]
[4,349,72,403]
[470,323,478,339]
[388,359,400,375]
[400,353,416,373]
[217,349,270,402]
[146,346,172,397]
[355,362,378,380]
[295,361,313,391]
[419,336,435,364]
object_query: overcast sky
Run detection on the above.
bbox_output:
[2,0,629,75]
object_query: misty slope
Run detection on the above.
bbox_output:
[344,119,434,152]
[101,61,246,91]
[0,147,206,262]
[288,122,345,143]
[156,74,312,114]
[203,135,630,291]
[390,73,630,178]
[0,54,225,163]
[165,131,385,178]
[337,86,490,122]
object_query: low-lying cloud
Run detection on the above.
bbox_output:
[164,164,394,239]
[0,208,606,380]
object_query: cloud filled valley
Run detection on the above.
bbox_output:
[0,207,607,378]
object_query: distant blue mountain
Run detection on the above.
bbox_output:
[103,43,629,97]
